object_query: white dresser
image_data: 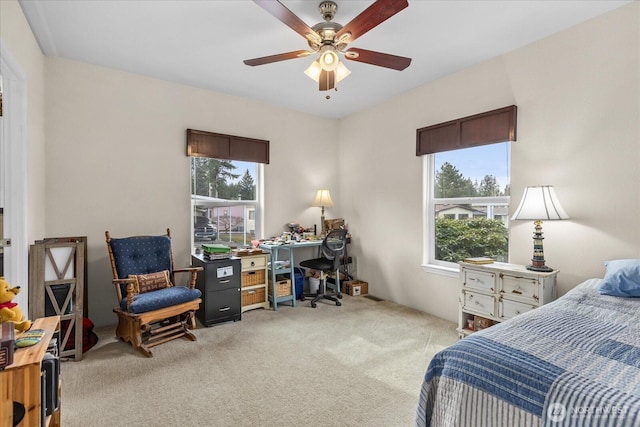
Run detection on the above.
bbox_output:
[458,261,558,338]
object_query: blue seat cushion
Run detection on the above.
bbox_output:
[121,286,202,314]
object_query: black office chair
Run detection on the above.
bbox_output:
[300,229,348,308]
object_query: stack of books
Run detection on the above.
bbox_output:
[201,244,231,260]
[463,257,494,265]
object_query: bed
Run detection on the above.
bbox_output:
[415,277,640,426]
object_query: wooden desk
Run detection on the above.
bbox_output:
[1,316,60,427]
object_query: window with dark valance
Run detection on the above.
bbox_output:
[416,105,517,156]
[186,129,270,164]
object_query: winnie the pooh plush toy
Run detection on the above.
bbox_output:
[0,277,31,332]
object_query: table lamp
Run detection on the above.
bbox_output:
[511,185,569,272]
[311,189,334,236]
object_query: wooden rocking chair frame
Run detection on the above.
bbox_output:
[105,229,203,357]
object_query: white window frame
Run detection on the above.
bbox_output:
[421,155,510,278]
[191,160,264,249]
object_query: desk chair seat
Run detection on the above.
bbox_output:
[299,229,348,308]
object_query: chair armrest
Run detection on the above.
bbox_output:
[112,278,137,303]
[173,266,203,290]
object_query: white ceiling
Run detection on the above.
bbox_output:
[19,0,632,119]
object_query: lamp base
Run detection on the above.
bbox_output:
[526,264,554,272]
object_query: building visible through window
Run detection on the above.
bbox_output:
[427,142,510,267]
[191,158,259,249]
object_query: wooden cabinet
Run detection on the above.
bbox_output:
[192,255,241,326]
[239,253,269,312]
[458,262,557,338]
[1,316,61,427]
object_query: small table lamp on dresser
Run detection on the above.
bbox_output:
[511,185,569,272]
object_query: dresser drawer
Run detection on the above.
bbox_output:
[241,255,266,270]
[462,269,497,293]
[462,291,495,317]
[499,298,537,320]
[500,274,539,302]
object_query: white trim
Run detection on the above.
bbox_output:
[423,154,462,274]
[0,40,29,309]
[421,263,460,278]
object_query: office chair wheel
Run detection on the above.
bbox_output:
[336,301,342,306]
[337,294,343,299]
[311,302,317,308]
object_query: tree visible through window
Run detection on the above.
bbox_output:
[428,143,510,267]
[191,158,259,248]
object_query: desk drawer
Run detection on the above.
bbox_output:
[462,291,495,317]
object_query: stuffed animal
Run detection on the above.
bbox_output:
[0,277,31,332]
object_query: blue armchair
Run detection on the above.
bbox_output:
[105,229,203,357]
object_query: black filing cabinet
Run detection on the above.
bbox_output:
[192,254,241,326]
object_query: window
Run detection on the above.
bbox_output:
[425,142,510,271]
[187,129,268,250]
[191,158,261,249]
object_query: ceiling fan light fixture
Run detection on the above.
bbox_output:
[335,61,351,83]
[304,59,322,82]
[319,46,339,71]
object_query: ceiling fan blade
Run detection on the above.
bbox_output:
[335,0,408,44]
[244,50,311,66]
[253,0,320,44]
[319,69,336,91]
[344,48,411,70]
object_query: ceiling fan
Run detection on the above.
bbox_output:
[244,0,412,92]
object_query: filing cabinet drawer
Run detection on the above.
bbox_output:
[499,298,536,320]
[462,269,496,293]
[500,274,539,302]
[241,255,266,270]
[462,291,495,317]
[202,287,241,326]
[201,261,240,291]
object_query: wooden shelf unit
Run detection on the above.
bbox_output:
[240,253,270,313]
[1,316,61,427]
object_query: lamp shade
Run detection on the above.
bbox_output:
[511,186,569,221]
[311,189,334,208]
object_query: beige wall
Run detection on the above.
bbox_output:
[44,58,339,325]
[339,2,639,322]
[5,1,639,326]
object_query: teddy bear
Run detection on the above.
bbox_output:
[0,277,31,332]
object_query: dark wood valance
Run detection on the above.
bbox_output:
[187,129,270,164]
[416,105,517,156]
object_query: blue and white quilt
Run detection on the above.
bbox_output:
[415,279,640,426]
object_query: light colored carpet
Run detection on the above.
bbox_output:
[61,295,457,426]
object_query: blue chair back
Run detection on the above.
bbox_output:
[109,235,173,296]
